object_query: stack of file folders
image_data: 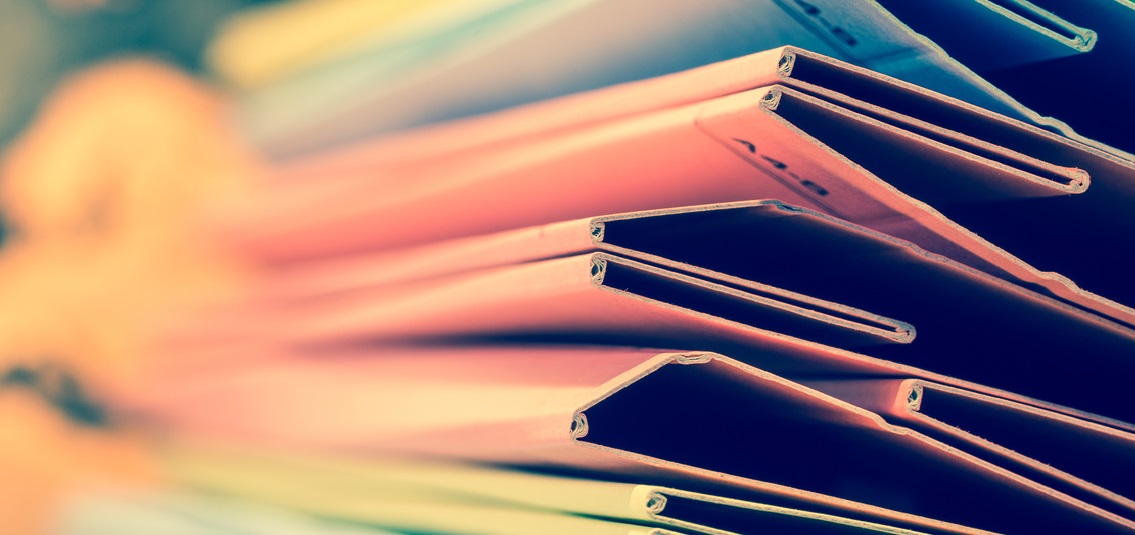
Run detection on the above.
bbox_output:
[84,2,1135,534]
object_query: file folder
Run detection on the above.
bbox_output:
[805,378,1135,519]
[858,0,1097,70]
[249,44,1107,183]
[206,201,1135,426]
[60,491,679,535]
[235,252,911,362]
[133,347,1134,533]
[779,0,1135,154]
[235,0,847,153]
[236,0,1122,157]
[166,445,934,535]
[886,0,1135,151]
[222,47,1135,324]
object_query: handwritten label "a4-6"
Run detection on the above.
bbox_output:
[791,0,858,48]
[731,137,830,198]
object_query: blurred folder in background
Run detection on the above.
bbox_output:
[231,0,593,153]
[222,0,1134,157]
[53,489,400,535]
[56,487,672,535]
[208,0,464,89]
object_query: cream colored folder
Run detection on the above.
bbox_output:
[166,444,933,535]
[54,489,402,535]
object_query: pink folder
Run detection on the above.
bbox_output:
[131,346,1135,534]
[215,46,1135,325]
[182,201,1135,427]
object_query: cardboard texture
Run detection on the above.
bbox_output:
[804,378,1135,519]
[219,47,1135,327]
[191,201,1135,427]
[234,0,1123,157]
[132,347,1135,533]
[165,445,934,535]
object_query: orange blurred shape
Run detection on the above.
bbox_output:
[0,59,261,534]
[0,387,154,535]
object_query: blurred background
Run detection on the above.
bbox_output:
[0,2,276,532]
